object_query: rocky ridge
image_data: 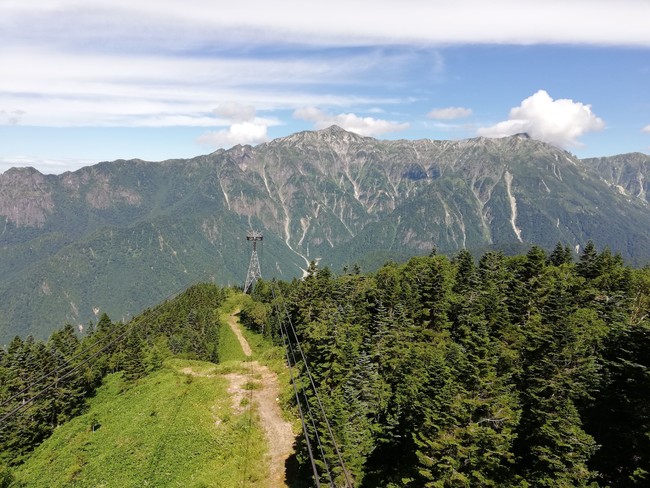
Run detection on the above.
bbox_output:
[1,126,649,340]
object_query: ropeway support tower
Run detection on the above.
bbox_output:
[244,230,263,293]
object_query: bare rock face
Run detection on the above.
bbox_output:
[83,171,141,210]
[584,153,650,203]
[0,167,54,227]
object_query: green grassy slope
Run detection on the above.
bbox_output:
[11,362,266,487]
[10,293,291,488]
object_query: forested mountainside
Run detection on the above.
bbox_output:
[242,243,650,487]
[0,245,649,486]
[1,127,650,341]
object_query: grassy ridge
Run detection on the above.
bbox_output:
[218,294,248,363]
[10,291,289,487]
[219,293,296,424]
[11,361,269,487]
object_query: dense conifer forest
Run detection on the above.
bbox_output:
[242,242,650,487]
[1,243,649,487]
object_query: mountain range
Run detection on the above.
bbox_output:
[1,126,649,341]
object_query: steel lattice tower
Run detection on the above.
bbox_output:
[244,230,263,293]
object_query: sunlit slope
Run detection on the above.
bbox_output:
[11,360,268,488]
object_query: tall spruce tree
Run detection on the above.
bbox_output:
[515,265,606,486]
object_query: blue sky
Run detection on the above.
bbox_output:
[1,0,649,174]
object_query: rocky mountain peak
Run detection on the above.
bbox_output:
[1,166,43,178]
[321,124,347,133]
[318,125,368,140]
[0,166,54,227]
[263,125,367,152]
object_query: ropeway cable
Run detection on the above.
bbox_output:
[0,276,206,430]
[270,282,324,487]
[280,319,322,487]
[0,316,131,411]
[240,354,256,487]
[0,314,141,430]
[277,301,335,487]
[275,286,353,487]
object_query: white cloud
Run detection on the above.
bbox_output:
[3,2,644,133]
[477,90,605,148]
[643,125,650,134]
[0,47,404,128]
[293,107,409,137]
[428,107,473,120]
[213,102,256,123]
[197,104,281,148]
[3,1,648,47]
[197,122,270,148]
[0,109,25,125]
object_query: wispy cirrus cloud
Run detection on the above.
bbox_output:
[642,125,650,134]
[0,47,406,127]
[428,107,473,120]
[3,1,646,133]
[213,103,257,123]
[3,1,649,47]
[0,110,25,125]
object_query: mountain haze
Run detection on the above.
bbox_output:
[1,126,649,341]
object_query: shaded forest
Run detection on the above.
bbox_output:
[242,242,650,487]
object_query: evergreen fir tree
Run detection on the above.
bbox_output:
[577,240,599,280]
[122,332,146,382]
[548,241,573,266]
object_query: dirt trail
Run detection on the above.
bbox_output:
[225,310,295,487]
[228,309,252,356]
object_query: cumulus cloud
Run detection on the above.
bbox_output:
[643,125,650,134]
[477,90,605,148]
[427,107,473,120]
[293,107,409,137]
[197,121,270,148]
[198,103,280,148]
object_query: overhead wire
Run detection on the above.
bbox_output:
[270,281,323,487]
[0,276,206,431]
[241,237,260,487]
[240,342,256,487]
[276,288,353,487]
[280,305,335,487]
[0,314,132,411]
[2,245,351,485]
[270,278,354,486]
